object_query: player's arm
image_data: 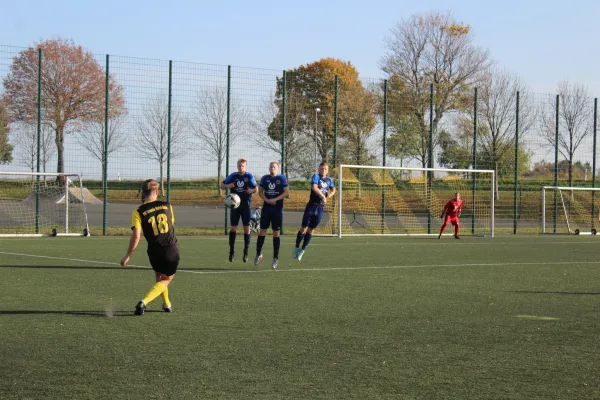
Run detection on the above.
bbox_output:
[328,186,336,199]
[247,174,258,194]
[121,228,141,266]
[457,203,462,218]
[312,183,326,203]
[440,202,449,219]
[122,210,142,266]
[220,174,235,190]
[258,186,268,202]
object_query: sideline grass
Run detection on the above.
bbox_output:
[1,235,600,399]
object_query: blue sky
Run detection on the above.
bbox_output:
[2,0,600,95]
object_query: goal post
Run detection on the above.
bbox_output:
[336,165,495,238]
[0,172,90,237]
[542,186,600,235]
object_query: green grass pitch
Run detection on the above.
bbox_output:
[1,235,600,399]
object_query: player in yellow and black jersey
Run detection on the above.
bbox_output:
[120,179,180,316]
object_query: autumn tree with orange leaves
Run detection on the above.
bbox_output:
[269,58,376,177]
[2,38,126,174]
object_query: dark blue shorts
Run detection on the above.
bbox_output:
[260,206,283,231]
[301,204,324,229]
[230,204,251,226]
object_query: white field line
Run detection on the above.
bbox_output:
[2,250,600,275]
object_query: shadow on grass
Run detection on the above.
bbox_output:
[1,265,246,272]
[512,290,600,295]
[0,265,141,271]
[0,310,136,317]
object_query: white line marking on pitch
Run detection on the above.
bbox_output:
[3,251,600,275]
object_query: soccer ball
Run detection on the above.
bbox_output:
[224,193,241,209]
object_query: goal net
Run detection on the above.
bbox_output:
[542,186,600,235]
[328,165,494,237]
[0,172,90,237]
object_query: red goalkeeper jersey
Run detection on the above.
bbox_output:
[444,199,463,218]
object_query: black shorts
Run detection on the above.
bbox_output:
[231,203,251,226]
[260,206,283,231]
[147,243,180,276]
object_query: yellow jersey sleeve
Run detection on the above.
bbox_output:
[131,208,142,230]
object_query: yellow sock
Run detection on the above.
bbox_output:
[160,286,171,307]
[142,282,167,306]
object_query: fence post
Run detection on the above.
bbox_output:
[553,94,559,233]
[333,76,338,169]
[472,87,477,235]
[103,54,109,236]
[281,70,287,176]
[166,60,173,203]
[35,48,42,234]
[381,79,388,234]
[592,98,597,228]
[224,65,231,235]
[427,83,433,234]
[513,91,520,234]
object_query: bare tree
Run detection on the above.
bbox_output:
[2,38,126,174]
[469,68,535,198]
[135,94,189,196]
[76,114,128,165]
[337,84,379,166]
[542,81,593,186]
[11,122,55,174]
[190,86,248,196]
[380,11,491,168]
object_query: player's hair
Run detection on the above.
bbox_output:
[269,161,279,168]
[237,158,247,165]
[319,162,329,167]
[141,179,160,197]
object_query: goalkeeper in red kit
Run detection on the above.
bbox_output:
[439,192,463,239]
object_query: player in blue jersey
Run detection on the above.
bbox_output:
[255,161,289,269]
[220,158,258,263]
[293,162,335,261]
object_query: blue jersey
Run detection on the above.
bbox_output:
[259,174,288,208]
[308,174,335,205]
[223,172,257,205]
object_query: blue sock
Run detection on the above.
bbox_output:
[302,233,312,250]
[273,236,281,259]
[256,235,265,256]
[228,231,236,253]
[244,234,251,253]
[295,231,304,248]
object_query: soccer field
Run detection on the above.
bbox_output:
[2,235,600,399]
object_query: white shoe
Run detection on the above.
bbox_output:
[272,258,278,269]
[292,248,298,259]
[297,249,305,261]
[254,254,263,265]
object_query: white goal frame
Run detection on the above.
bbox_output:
[337,164,495,238]
[0,172,90,237]
[542,186,600,235]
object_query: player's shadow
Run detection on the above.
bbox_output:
[511,290,600,295]
[0,310,134,317]
[0,265,142,271]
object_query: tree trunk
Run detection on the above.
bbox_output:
[568,159,573,187]
[217,158,222,197]
[55,126,64,175]
[160,161,164,197]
